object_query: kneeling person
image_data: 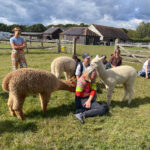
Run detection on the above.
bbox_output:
[74,65,109,124]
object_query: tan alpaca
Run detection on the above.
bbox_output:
[2,68,76,120]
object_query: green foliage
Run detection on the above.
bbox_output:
[0,44,150,150]
[27,24,46,32]
[136,21,150,39]
[120,28,128,33]
[0,23,89,33]
[127,29,137,39]
[0,23,8,32]
[131,37,150,42]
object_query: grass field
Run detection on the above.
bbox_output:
[0,44,150,150]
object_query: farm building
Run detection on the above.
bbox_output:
[0,32,10,39]
[11,32,43,40]
[43,27,63,40]
[88,24,130,45]
[22,32,43,40]
[60,27,100,45]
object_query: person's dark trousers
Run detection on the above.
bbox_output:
[139,72,146,77]
[75,96,109,118]
[139,72,150,78]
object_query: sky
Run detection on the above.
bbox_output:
[0,0,150,29]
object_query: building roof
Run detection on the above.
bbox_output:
[21,32,43,36]
[44,27,62,34]
[91,24,130,40]
[60,27,99,37]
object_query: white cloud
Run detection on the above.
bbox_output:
[45,16,80,25]
[97,15,144,29]
[0,0,150,29]
[0,17,14,25]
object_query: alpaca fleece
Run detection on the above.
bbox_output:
[51,56,76,80]
[91,56,137,105]
[2,68,75,120]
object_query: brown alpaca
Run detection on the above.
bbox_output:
[2,68,76,120]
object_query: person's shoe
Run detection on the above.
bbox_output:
[74,113,85,124]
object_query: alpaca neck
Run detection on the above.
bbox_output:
[57,80,73,92]
[97,62,108,81]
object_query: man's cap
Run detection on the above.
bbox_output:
[82,53,91,59]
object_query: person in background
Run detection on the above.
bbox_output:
[10,27,27,70]
[75,53,90,80]
[74,65,109,124]
[138,56,150,79]
[101,55,111,69]
[109,49,122,68]
[72,55,81,68]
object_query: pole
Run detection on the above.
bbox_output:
[57,39,61,53]
[72,37,76,55]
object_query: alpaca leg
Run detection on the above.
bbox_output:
[12,94,25,120]
[106,87,114,105]
[55,72,61,79]
[39,93,50,113]
[128,87,134,105]
[121,84,128,102]
[8,94,16,116]
[64,72,69,80]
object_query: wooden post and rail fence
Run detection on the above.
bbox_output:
[114,39,150,64]
[0,38,77,54]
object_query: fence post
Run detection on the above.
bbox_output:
[114,38,120,51]
[41,39,44,48]
[72,37,76,55]
[30,36,32,47]
[25,41,29,53]
[57,39,61,53]
[148,43,150,49]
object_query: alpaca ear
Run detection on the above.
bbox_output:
[96,55,99,58]
[99,56,105,60]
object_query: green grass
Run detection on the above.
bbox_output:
[0,44,150,150]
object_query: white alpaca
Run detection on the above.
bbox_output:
[51,56,76,80]
[91,56,137,105]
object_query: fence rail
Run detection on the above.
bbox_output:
[118,43,150,49]
[116,42,150,64]
[0,38,77,54]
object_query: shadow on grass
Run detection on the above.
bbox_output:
[0,91,9,99]
[25,102,75,119]
[26,101,112,119]
[0,120,37,135]
[110,97,150,108]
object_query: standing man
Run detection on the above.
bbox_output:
[75,53,90,80]
[10,27,27,70]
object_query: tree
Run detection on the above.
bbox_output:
[136,21,146,38]
[121,28,128,34]
[127,29,137,39]
[0,23,8,32]
[28,24,46,32]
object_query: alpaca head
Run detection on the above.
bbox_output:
[91,55,104,66]
[63,76,76,92]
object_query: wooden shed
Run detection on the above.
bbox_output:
[43,27,63,40]
[88,24,130,45]
[60,27,100,45]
